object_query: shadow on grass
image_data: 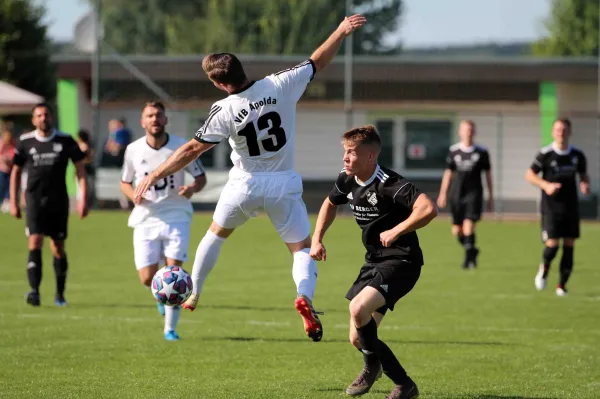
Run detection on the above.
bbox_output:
[205,336,515,346]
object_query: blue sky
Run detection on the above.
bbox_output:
[43,0,551,48]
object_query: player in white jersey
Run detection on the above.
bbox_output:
[134,15,367,342]
[121,102,207,341]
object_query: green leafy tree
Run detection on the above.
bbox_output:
[533,0,599,56]
[90,0,403,55]
[0,0,54,101]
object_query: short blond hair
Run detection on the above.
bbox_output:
[342,125,381,149]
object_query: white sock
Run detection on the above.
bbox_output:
[164,305,181,333]
[191,230,226,295]
[292,248,318,301]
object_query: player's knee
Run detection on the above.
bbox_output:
[451,226,462,236]
[28,235,43,250]
[349,299,369,322]
[49,241,65,258]
[140,275,152,287]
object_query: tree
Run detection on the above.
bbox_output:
[533,0,599,56]
[0,0,54,101]
[89,0,403,55]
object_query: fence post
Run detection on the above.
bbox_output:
[496,112,503,220]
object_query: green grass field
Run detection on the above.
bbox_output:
[0,211,599,399]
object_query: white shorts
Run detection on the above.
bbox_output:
[213,168,311,243]
[133,221,191,270]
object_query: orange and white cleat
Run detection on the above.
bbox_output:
[294,294,323,342]
[182,293,199,311]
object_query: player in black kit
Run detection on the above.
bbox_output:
[310,125,437,399]
[9,103,89,307]
[437,120,493,269]
[525,118,589,297]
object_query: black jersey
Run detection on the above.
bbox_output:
[329,165,424,266]
[530,144,587,215]
[13,130,85,204]
[445,144,491,199]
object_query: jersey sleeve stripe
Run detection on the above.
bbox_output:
[392,183,409,200]
[274,59,311,76]
[196,106,222,137]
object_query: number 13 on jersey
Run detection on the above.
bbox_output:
[239,111,287,157]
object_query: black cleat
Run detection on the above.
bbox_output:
[386,378,420,399]
[25,291,40,307]
[345,365,382,396]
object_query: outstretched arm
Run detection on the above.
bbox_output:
[310,14,367,73]
[133,140,215,201]
[310,198,339,261]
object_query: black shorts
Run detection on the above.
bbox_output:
[345,260,422,315]
[450,195,482,225]
[26,200,69,240]
[541,212,580,242]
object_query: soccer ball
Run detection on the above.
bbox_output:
[151,265,193,306]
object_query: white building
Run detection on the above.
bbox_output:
[53,55,600,217]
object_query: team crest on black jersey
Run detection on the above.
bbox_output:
[53,143,63,153]
[367,192,378,206]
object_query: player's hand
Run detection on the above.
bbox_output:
[543,182,561,196]
[338,14,367,36]
[133,174,158,204]
[9,202,21,219]
[380,228,400,248]
[178,185,195,199]
[310,241,327,261]
[77,199,89,219]
[436,194,447,209]
[487,197,494,212]
[580,181,590,195]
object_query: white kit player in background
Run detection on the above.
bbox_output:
[121,102,207,341]
[134,14,367,342]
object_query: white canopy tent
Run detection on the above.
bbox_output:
[0,81,44,114]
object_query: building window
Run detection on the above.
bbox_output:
[403,120,452,170]
[375,120,394,169]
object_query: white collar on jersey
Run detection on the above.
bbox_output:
[459,143,475,153]
[552,143,572,155]
[34,129,57,142]
[355,164,381,187]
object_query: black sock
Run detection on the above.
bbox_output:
[542,246,559,277]
[457,235,465,246]
[378,339,410,385]
[53,256,68,297]
[559,246,574,287]
[463,234,476,259]
[27,249,42,293]
[356,317,380,368]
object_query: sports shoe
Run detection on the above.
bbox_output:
[385,378,420,399]
[157,302,165,316]
[534,264,547,291]
[25,291,40,307]
[345,365,382,396]
[556,285,568,297]
[294,295,323,342]
[182,293,199,311]
[55,295,67,307]
[164,330,180,341]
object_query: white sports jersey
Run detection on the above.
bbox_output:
[194,59,316,173]
[122,134,205,228]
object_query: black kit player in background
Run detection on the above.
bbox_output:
[9,103,89,307]
[437,120,493,269]
[525,118,589,297]
[310,125,437,399]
